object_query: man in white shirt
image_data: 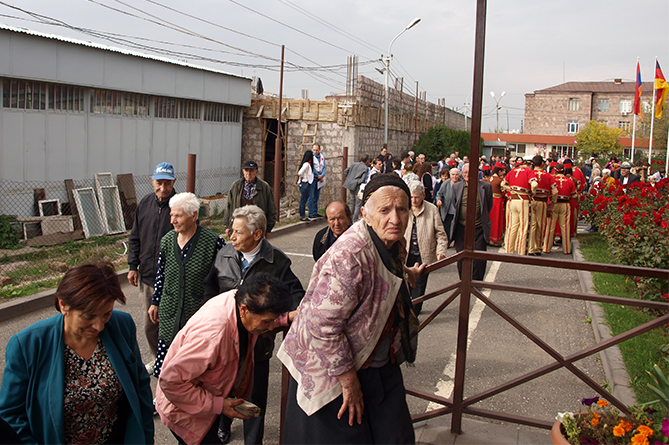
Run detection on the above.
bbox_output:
[309,144,326,218]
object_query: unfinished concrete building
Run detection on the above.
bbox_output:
[242,74,470,211]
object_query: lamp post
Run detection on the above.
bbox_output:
[384,17,421,146]
[490,90,505,141]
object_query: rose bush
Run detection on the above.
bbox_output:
[581,178,669,308]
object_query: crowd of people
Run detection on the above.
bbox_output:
[0,148,664,445]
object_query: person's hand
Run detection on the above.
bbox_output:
[288,310,298,323]
[265,231,271,240]
[225,228,232,238]
[336,369,364,426]
[436,200,442,208]
[318,175,324,182]
[546,210,552,218]
[127,270,139,287]
[222,398,251,420]
[437,254,445,261]
[404,263,426,288]
[148,305,159,324]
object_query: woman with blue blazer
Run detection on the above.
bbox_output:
[0,262,154,444]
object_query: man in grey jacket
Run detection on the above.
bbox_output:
[342,154,371,222]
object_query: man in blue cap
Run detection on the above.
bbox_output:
[128,162,176,372]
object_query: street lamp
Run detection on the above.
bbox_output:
[490,90,506,140]
[384,17,421,146]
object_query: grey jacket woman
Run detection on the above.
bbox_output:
[434,180,454,221]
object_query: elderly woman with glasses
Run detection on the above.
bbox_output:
[404,181,448,314]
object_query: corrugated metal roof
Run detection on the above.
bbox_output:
[535,81,654,94]
[0,24,250,81]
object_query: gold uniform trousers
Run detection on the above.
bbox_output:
[505,198,530,255]
[528,200,547,255]
[543,202,571,254]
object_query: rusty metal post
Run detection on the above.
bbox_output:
[187,154,196,194]
[341,146,348,202]
[274,45,285,222]
[451,0,487,435]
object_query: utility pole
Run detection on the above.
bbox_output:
[274,45,284,221]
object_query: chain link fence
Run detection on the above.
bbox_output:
[0,167,238,299]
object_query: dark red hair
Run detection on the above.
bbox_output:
[55,262,126,313]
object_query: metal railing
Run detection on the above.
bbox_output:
[407,252,668,431]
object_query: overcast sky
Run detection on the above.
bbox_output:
[1,0,668,132]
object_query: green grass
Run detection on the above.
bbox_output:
[578,232,668,413]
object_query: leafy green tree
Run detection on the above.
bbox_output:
[414,125,481,163]
[575,120,623,158]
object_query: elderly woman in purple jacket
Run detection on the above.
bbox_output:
[278,173,424,444]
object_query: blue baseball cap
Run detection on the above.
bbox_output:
[153,162,175,180]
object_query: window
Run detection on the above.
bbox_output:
[619,99,632,114]
[155,97,178,119]
[568,98,580,111]
[516,144,526,155]
[123,93,150,117]
[91,89,122,115]
[618,121,630,134]
[567,120,579,133]
[179,100,200,120]
[597,99,609,112]
[49,84,85,112]
[554,145,575,158]
[2,79,48,110]
[204,103,242,123]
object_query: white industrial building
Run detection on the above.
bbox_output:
[0,25,251,218]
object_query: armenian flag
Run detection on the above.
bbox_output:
[634,61,643,121]
[656,60,669,119]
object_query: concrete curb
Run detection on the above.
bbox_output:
[0,218,327,323]
[572,238,637,407]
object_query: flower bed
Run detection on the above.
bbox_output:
[581,178,669,308]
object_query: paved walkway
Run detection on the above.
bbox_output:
[0,219,617,445]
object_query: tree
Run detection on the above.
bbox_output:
[575,120,623,158]
[414,125,481,162]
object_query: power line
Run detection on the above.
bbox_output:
[226,0,354,57]
[275,0,383,56]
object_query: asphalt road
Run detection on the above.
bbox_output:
[0,219,604,444]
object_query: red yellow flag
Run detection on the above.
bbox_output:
[655,60,669,119]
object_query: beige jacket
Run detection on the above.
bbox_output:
[404,200,448,265]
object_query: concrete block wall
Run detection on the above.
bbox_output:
[241,117,264,165]
[355,76,468,128]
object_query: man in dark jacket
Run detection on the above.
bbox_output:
[203,205,304,444]
[312,201,352,261]
[449,163,493,281]
[618,161,640,187]
[342,154,370,222]
[127,162,176,365]
[223,160,277,236]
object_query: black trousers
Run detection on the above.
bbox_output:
[283,361,415,444]
[454,222,488,282]
[220,358,269,444]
